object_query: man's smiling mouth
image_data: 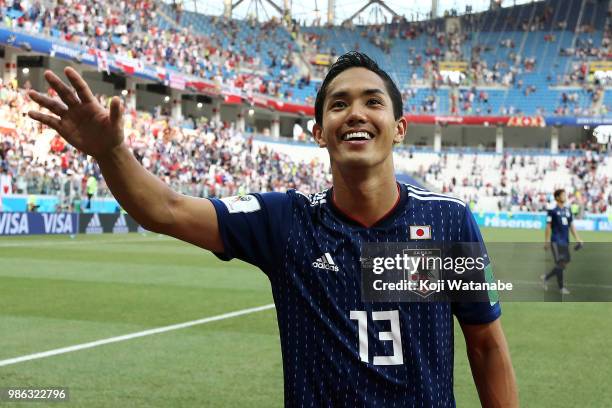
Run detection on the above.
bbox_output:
[341,131,374,141]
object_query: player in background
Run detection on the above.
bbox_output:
[26,52,518,407]
[542,189,584,294]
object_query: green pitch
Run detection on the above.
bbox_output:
[0,228,611,407]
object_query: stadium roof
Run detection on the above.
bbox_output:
[172,0,542,25]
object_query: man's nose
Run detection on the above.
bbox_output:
[345,104,367,126]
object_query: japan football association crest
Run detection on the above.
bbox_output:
[403,248,441,298]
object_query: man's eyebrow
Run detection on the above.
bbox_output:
[327,88,385,100]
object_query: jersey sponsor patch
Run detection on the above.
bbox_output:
[409,225,431,240]
[220,195,261,214]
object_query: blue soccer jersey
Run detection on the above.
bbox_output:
[547,206,572,244]
[209,183,501,407]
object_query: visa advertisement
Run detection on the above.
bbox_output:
[0,213,144,236]
[0,212,78,236]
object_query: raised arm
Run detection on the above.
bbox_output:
[28,67,222,252]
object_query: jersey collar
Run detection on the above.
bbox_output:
[327,182,407,229]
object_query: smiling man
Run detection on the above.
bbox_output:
[28,51,517,407]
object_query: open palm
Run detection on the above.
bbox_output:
[27,67,124,158]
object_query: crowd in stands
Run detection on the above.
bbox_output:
[402,149,611,214]
[0,0,313,103]
[450,87,493,115]
[0,80,329,211]
[298,1,612,116]
[556,16,611,114]
[0,77,610,215]
[3,0,612,116]
[1,2,612,216]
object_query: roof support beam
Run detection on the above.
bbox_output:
[342,0,399,25]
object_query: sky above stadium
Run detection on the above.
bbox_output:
[174,0,540,25]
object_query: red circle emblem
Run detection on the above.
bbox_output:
[416,228,424,237]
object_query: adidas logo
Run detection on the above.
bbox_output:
[312,253,339,272]
[112,214,129,234]
[85,214,103,234]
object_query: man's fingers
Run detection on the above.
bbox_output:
[28,110,61,131]
[109,96,122,125]
[65,67,96,104]
[44,70,81,107]
[27,90,69,117]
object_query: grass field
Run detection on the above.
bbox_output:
[1,227,611,407]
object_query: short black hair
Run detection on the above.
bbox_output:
[554,189,565,199]
[314,51,403,125]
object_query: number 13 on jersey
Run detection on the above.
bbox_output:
[350,310,404,365]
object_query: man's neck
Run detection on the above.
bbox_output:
[331,160,399,228]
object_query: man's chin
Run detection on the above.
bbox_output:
[333,155,378,169]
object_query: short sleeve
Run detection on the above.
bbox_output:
[209,192,293,274]
[546,209,553,223]
[451,205,502,325]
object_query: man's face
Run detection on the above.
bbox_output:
[313,68,406,169]
[556,192,566,205]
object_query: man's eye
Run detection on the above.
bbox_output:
[367,99,382,105]
[331,101,346,109]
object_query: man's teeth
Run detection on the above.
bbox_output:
[342,132,373,141]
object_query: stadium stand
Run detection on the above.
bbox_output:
[1,79,609,214]
[396,148,612,214]
[0,0,610,216]
[0,0,318,103]
[299,0,611,115]
[0,82,330,211]
[2,0,610,114]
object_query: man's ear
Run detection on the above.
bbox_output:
[393,116,407,144]
[312,123,327,148]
